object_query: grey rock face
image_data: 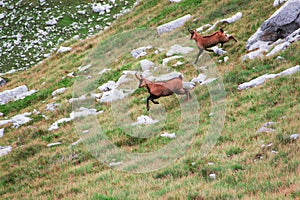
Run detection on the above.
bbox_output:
[157,14,191,35]
[0,77,7,87]
[247,0,300,50]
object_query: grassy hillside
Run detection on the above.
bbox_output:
[0,0,299,199]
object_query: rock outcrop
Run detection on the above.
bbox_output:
[246,0,300,50]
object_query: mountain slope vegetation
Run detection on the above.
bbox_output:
[0,0,299,199]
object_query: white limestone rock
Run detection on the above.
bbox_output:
[166,44,194,57]
[157,14,191,35]
[131,46,152,59]
[238,65,300,90]
[131,115,158,126]
[0,146,12,157]
[45,103,61,111]
[140,59,154,71]
[47,142,61,147]
[56,46,71,54]
[160,132,176,138]
[11,112,32,128]
[162,55,183,66]
[52,87,67,97]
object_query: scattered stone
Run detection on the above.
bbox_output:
[183,81,195,89]
[52,87,67,97]
[208,162,214,165]
[78,64,91,72]
[48,117,72,131]
[172,61,183,67]
[68,95,86,103]
[0,85,37,105]
[191,74,207,83]
[100,89,134,103]
[256,127,275,133]
[196,24,212,32]
[209,173,216,179]
[271,150,278,154]
[204,12,243,33]
[131,46,152,59]
[211,46,226,55]
[224,56,229,62]
[169,0,182,2]
[109,161,122,167]
[131,115,158,126]
[157,14,192,35]
[166,44,194,57]
[0,146,12,157]
[0,128,4,137]
[0,13,5,20]
[11,112,32,128]
[56,46,71,54]
[140,59,154,71]
[266,41,290,57]
[98,81,117,92]
[290,133,299,140]
[98,68,110,75]
[200,78,217,85]
[70,107,103,119]
[262,122,276,127]
[162,55,183,66]
[45,103,61,111]
[147,72,182,82]
[238,65,300,90]
[0,77,7,87]
[0,120,12,127]
[47,142,61,147]
[160,132,176,138]
[15,89,38,101]
[0,112,3,117]
[46,19,57,26]
[71,139,82,146]
[275,56,285,60]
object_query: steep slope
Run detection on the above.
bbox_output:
[0,0,299,199]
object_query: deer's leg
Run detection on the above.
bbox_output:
[146,95,151,111]
[229,35,237,42]
[193,48,204,64]
[185,89,191,100]
[150,95,159,104]
[176,89,191,101]
[220,42,224,48]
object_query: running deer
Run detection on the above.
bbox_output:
[135,72,190,111]
[188,28,237,64]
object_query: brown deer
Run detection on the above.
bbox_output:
[188,28,237,64]
[135,72,190,111]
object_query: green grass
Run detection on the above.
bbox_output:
[0,0,299,199]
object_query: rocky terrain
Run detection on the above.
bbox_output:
[0,0,299,199]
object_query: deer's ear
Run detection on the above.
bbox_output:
[188,28,194,34]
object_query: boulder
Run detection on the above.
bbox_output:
[238,65,300,90]
[246,0,300,50]
[157,14,191,35]
[0,85,36,105]
[0,146,12,157]
[140,59,154,71]
[166,44,194,57]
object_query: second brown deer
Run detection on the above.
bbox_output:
[188,28,237,64]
